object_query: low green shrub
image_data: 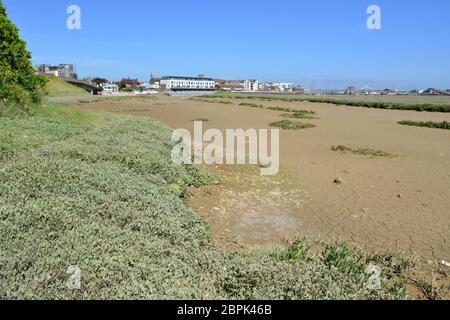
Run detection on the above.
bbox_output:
[398,120,450,130]
[270,120,316,130]
[331,145,394,157]
[239,102,263,108]
[271,239,312,262]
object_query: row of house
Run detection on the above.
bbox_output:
[99,76,303,94]
[216,80,300,93]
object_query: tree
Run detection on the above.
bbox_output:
[0,0,47,113]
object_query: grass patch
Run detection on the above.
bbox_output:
[270,120,316,130]
[267,106,315,114]
[280,111,316,119]
[271,239,312,262]
[239,103,316,119]
[44,76,89,97]
[192,118,209,122]
[239,102,264,108]
[331,145,394,157]
[398,120,450,130]
[190,97,233,105]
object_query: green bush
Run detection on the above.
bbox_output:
[398,120,450,130]
[331,145,394,157]
[271,239,312,262]
[270,120,316,130]
[239,102,263,108]
[0,0,47,114]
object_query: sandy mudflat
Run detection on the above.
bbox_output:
[78,96,450,276]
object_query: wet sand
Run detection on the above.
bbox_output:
[78,95,450,281]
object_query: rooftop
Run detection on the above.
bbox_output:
[161,76,214,81]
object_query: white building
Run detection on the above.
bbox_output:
[259,82,295,92]
[101,83,119,94]
[160,76,215,91]
[37,64,78,79]
[141,82,160,90]
[242,80,259,92]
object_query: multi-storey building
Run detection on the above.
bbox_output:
[37,64,78,80]
[160,76,215,91]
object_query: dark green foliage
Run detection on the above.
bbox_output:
[323,242,364,276]
[267,106,315,115]
[271,239,312,262]
[205,92,450,113]
[398,120,450,130]
[0,0,47,114]
[239,102,264,108]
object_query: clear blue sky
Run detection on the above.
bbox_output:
[4,0,450,89]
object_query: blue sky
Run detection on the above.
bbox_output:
[3,0,450,89]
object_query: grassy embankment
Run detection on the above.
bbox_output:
[0,80,412,299]
[202,92,450,112]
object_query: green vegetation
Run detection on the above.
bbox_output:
[44,76,89,97]
[239,102,264,108]
[398,120,450,130]
[190,97,233,105]
[205,92,450,113]
[237,101,317,119]
[271,239,312,262]
[331,145,395,157]
[270,119,316,130]
[281,112,316,119]
[192,118,209,122]
[0,1,47,114]
[266,106,314,114]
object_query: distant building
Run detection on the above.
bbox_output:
[37,64,78,79]
[421,88,449,95]
[149,75,161,89]
[242,80,259,92]
[217,81,244,91]
[259,82,295,92]
[101,83,119,94]
[293,87,305,94]
[120,78,140,89]
[277,83,295,92]
[160,76,215,91]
